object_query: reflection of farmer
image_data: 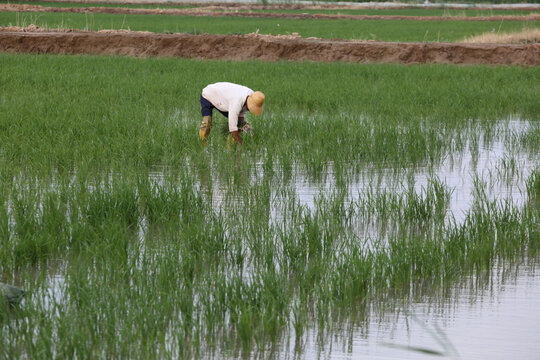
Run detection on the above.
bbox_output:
[199,82,265,146]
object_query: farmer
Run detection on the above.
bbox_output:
[199,82,265,146]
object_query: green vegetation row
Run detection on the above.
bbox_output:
[251,7,540,16]
[2,0,538,16]
[1,10,539,42]
[1,0,196,10]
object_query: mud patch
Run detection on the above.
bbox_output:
[1,27,539,66]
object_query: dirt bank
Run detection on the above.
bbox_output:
[2,4,539,22]
[1,27,538,65]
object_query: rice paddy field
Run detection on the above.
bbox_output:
[1,0,539,16]
[0,2,540,42]
[1,1,540,359]
[7,18,538,42]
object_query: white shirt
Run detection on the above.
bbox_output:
[202,82,254,132]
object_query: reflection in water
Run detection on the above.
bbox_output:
[287,259,540,360]
[288,121,536,226]
[193,259,540,359]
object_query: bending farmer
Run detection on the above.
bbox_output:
[199,82,265,146]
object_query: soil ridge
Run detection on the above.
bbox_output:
[1,27,539,65]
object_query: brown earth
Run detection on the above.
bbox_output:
[1,3,539,22]
[1,27,539,66]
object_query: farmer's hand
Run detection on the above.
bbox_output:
[240,122,252,133]
[232,131,243,145]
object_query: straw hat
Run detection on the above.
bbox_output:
[247,91,265,116]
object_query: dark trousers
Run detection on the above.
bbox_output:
[200,95,228,118]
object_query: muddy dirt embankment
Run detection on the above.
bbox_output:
[1,3,540,22]
[1,27,539,66]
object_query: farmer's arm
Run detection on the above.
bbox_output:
[228,101,243,145]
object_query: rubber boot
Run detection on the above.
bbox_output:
[199,115,212,146]
[226,133,235,150]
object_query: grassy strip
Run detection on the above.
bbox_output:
[1,11,539,42]
[253,8,540,17]
[2,1,538,16]
[0,0,197,9]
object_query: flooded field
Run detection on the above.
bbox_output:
[1,54,539,359]
[3,117,539,359]
[144,119,540,358]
